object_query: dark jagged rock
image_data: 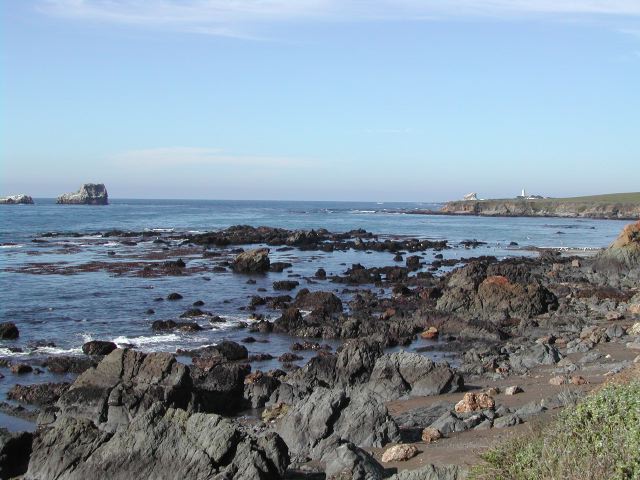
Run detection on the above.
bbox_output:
[0,322,19,339]
[8,382,70,406]
[0,428,33,479]
[232,248,271,273]
[293,290,343,314]
[27,403,289,480]
[56,183,108,205]
[82,340,117,356]
[43,355,97,374]
[191,362,251,414]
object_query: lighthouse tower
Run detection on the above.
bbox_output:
[521,188,526,198]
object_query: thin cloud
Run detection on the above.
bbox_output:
[110,147,310,168]
[37,0,640,38]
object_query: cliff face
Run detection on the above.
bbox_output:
[57,184,108,205]
[440,199,640,220]
[0,194,34,205]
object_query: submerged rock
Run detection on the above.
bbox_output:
[56,183,108,205]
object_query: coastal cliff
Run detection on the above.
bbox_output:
[440,193,640,220]
[56,183,108,205]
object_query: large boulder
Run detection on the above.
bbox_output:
[232,248,270,273]
[595,220,640,270]
[323,441,385,480]
[27,403,289,480]
[276,387,400,462]
[0,194,34,205]
[190,363,251,414]
[55,349,192,430]
[366,351,463,402]
[56,183,108,205]
[293,290,343,314]
[82,340,117,356]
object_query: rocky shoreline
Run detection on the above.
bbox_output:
[1,221,639,479]
[431,198,640,220]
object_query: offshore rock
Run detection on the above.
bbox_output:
[26,403,289,480]
[232,248,271,273]
[0,194,34,205]
[56,183,108,205]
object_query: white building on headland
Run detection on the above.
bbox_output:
[463,192,478,201]
[517,188,543,200]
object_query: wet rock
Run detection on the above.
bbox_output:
[0,428,33,479]
[270,262,292,273]
[232,248,271,273]
[381,444,418,463]
[293,290,343,314]
[56,183,108,205]
[27,403,289,480]
[278,353,303,363]
[0,322,19,339]
[8,382,70,405]
[44,356,96,374]
[180,308,212,318]
[166,292,183,301]
[82,340,117,356]
[315,268,327,279]
[273,280,299,291]
[10,363,33,374]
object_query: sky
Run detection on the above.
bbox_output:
[1,0,639,201]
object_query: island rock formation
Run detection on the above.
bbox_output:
[0,194,34,205]
[56,183,108,205]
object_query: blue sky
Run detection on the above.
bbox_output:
[1,1,639,201]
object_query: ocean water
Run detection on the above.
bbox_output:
[0,199,630,429]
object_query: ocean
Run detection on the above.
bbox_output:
[0,198,630,430]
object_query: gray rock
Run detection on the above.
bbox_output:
[276,387,400,462]
[56,183,108,205]
[515,401,546,420]
[323,441,385,480]
[429,411,467,435]
[26,403,289,480]
[56,348,192,430]
[389,463,468,480]
[366,351,463,401]
[394,401,454,429]
[509,343,563,372]
[493,414,522,429]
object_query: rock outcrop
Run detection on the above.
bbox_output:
[0,194,34,205]
[56,183,108,205]
[595,220,640,270]
[0,322,19,339]
[439,196,640,220]
[27,403,289,480]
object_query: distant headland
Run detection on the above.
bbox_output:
[423,192,640,220]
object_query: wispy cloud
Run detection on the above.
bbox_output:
[38,0,640,38]
[110,147,309,168]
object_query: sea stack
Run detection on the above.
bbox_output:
[0,194,34,205]
[56,183,108,205]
